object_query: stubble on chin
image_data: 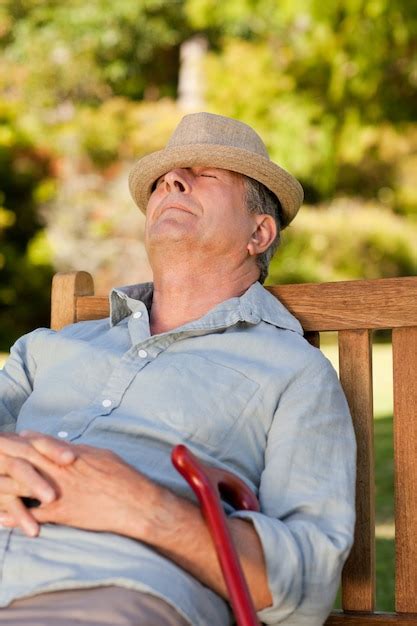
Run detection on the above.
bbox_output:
[146,216,200,256]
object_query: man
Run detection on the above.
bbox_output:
[0,113,356,625]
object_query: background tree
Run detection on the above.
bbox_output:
[0,0,416,350]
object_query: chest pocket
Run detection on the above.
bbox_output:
[138,353,259,449]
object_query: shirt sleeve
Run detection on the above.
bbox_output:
[230,357,356,625]
[0,330,41,432]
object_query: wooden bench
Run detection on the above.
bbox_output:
[51,271,417,624]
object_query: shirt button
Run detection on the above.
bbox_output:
[133,311,142,319]
[102,399,112,408]
[58,431,68,438]
[138,349,148,359]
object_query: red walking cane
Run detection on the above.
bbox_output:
[172,444,261,626]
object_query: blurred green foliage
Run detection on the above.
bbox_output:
[0,0,190,104]
[0,0,416,349]
[268,202,417,284]
[0,99,54,343]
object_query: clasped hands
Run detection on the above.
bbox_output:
[0,431,160,539]
[0,432,271,608]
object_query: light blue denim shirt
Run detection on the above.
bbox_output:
[0,281,356,625]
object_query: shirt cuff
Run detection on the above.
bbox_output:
[229,509,345,625]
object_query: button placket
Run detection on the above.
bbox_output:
[96,347,147,415]
[128,307,150,346]
[49,348,148,441]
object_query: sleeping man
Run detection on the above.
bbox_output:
[0,112,356,626]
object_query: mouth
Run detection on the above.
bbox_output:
[158,203,196,218]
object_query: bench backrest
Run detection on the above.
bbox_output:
[51,271,417,623]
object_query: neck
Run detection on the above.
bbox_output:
[149,255,259,335]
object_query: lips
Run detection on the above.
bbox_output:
[162,205,193,214]
[158,201,197,219]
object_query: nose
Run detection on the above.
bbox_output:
[162,169,190,194]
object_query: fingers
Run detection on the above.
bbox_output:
[0,455,56,504]
[0,475,28,497]
[0,432,73,469]
[0,432,76,538]
[0,498,39,537]
[0,512,14,527]
[19,431,76,465]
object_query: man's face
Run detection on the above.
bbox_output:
[144,166,257,261]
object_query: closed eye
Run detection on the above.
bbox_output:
[152,177,164,191]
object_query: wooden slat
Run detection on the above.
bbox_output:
[327,611,417,624]
[76,277,417,331]
[338,330,375,612]
[76,296,110,322]
[51,271,94,330]
[267,277,417,331]
[393,326,417,613]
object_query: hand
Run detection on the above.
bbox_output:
[0,431,75,537]
[0,434,271,609]
[0,433,160,538]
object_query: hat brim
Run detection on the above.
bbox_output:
[128,144,303,228]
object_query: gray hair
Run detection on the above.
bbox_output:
[244,176,283,283]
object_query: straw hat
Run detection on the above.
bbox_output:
[128,112,303,227]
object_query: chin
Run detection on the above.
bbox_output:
[148,220,198,245]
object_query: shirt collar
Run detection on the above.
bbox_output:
[110,282,154,326]
[238,281,303,334]
[109,280,303,335]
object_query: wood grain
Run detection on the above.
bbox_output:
[267,277,417,331]
[338,330,375,611]
[75,276,417,331]
[393,326,417,613]
[76,296,110,322]
[51,271,94,330]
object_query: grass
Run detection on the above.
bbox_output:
[321,342,395,612]
[374,416,395,611]
[1,344,396,610]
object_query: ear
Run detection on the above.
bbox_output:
[247,214,277,257]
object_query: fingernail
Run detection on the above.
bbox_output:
[60,450,75,463]
[42,489,55,504]
[19,430,29,437]
[26,524,38,537]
